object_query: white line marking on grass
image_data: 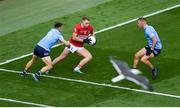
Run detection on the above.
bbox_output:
[0,4,179,66]
[95,4,180,34]
[1,68,180,100]
[0,97,53,107]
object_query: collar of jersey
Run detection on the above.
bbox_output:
[144,24,148,30]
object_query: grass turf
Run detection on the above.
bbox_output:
[0,0,180,62]
[0,6,180,106]
[0,0,110,36]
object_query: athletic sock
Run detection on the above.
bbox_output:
[37,71,42,76]
[151,66,155,71]
[20,70,27,76]
[23,69,27,73]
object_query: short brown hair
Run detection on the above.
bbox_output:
[82,16,90,21]
[138,17,146,21]
[54,22,63,28]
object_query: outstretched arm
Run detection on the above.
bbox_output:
[59,39,70,47]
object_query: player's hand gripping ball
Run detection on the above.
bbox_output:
[88,36,96,46]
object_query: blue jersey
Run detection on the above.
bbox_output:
[144,25,162,49]
[37,28,64,51]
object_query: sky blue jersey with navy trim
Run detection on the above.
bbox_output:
[144,25,162,49]
[37,28,64,51]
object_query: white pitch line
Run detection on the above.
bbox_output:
[1,68,180,100]
[0,97,53,107]
[0,4,179,66]
[95,4,180,34]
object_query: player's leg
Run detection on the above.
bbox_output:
[74,48,92,73]
[41,56,53,73]
[32,56,52,82]
[141,54,154,69]
[133,48,146,68]
[25,54,38,71]
[20,54,38,76]
[141,54,158,80]
[52,48,70,65]
[42,48,71,74]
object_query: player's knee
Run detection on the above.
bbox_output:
[134,53,139,59]
[49,65,53,70]
[86,54,93,61]
[89,54,93,60]
[47,64,53,70]
[141,57,146,63]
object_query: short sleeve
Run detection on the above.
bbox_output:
[146,27,155,38]
[73,25,79,34]
[58,32,64,41]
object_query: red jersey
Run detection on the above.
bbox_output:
[69,23,93,47]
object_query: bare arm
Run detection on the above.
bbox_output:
[72,33,84,42]
[151,36,157,50]
[59,39,70,47]
[89,28,95,36]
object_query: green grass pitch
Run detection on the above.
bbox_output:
[0,0,180,107]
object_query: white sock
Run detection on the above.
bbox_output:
[74,67,80,71]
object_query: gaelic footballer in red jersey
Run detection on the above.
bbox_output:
[52,17,95,73]
[69,21,93,47]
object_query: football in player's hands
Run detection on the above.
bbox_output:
[83,38,91,44]
[87,36,96,46]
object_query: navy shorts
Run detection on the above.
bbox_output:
[33,45,50,58]
[145,46,161,57]
[152,48,161,57]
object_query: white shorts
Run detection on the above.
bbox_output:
[65,43,84,53]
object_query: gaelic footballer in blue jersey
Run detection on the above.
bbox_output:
[133,17,162,80]
[20,22,70,82]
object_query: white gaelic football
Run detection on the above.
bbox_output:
[88,36,96,45]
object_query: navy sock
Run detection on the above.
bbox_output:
[37,71,41,76]
[151,67,155,71]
